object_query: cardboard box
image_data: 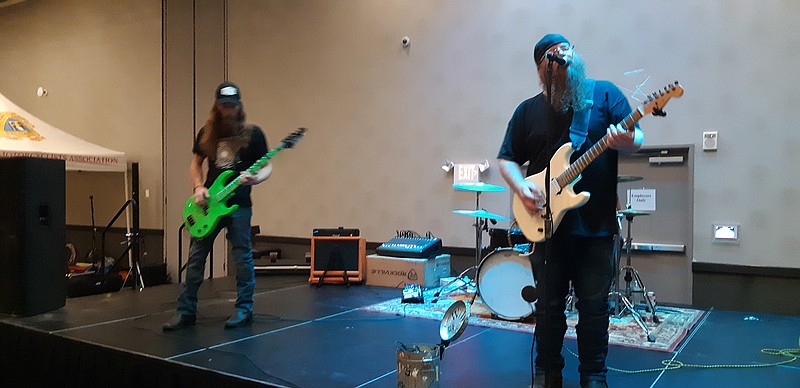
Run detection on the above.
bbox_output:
[365,254,450,288]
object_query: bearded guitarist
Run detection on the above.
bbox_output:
[497,34,644,388]
[164,82,271,331]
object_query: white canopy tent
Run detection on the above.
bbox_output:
[0,91,126,171]
[1,91,134,268]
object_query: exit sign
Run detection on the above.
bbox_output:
[454,163,480,184]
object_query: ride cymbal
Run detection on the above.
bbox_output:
[452,209,510,221]
[452,182,507,192]
[617,175,644,183]
[617,209,650,217]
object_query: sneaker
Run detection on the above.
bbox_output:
[224,310,253,328]
[162,314,196,331]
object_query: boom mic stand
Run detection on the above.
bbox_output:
[124,162,144,291]
[86,195,98,264]
[529,56,557,382]
[101,162,145,291]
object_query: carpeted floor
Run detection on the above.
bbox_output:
[361,286,705,352]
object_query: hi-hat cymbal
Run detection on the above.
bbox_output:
[617,209,650,217]
[452,209,510,221]
[617,175,644,183]
[453,182,507,192]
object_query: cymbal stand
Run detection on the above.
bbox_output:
[564,281,577,315]
[434,191,487,303]
[608,232,654,342]
[620,212,659,324]
[472,191,488,267]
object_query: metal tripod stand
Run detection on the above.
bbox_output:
[617,208,659,323]
[609,211,655,342]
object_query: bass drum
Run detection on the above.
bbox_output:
[477,248,536,320]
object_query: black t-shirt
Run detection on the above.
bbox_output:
[497,80,633,237]
[192,124,268,208]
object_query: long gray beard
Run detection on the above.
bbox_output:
[551,59,591,113]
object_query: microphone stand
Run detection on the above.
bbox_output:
[531,56,557,382]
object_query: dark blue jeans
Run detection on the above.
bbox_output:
[530,234,614,382]
[176,206,255,317]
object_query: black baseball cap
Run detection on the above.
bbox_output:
[534,33,570,65]
[215,82,241,105]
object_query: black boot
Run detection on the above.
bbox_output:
[532,373,563,388]
[162,314,196,331]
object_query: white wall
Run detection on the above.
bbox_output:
[2,0,799,273]
[228,0,800,269]
[0,0,163,229]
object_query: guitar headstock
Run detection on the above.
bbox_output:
[281,127,307,148]
[642,81,684,117]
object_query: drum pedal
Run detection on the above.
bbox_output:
[402,284,424,304]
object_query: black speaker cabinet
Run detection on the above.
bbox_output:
[0,158,67,316]
[309,236,365,284]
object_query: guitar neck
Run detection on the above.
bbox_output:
[556,108,643,188]
[215,145,285,199]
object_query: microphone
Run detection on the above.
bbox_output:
[521,285,538,303]
[545,52,568,67]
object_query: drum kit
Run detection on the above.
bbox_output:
[450,182,535,321]
[446,176,660,336]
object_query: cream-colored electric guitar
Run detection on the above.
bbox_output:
[513,81,684,243]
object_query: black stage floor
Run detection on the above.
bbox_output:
[1,274,798,387]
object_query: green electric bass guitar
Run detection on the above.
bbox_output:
[183,127,306,238]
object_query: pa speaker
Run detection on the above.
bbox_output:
[0,158,67,316]
[309,236,365,284]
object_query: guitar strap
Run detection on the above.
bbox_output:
[569,79,595,150]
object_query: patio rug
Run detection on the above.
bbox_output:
[361,286,704,352]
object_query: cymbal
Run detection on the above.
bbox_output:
[617,175,644,183]
[452,209,510,221]
[617,209,650,217]
[453,182,507,192]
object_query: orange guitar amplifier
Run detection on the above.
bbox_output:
[309,236,366,285]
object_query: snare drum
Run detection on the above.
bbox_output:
[477,248,536,320]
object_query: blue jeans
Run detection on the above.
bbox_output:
[530,235,614,382]
[177,206,255,317]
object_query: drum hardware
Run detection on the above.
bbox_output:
[432,266,478,304]
[564,282,577,315]
[451,182,508,267]
[449,185,537,322]
[609,233,655,342]
[617,207,660,324]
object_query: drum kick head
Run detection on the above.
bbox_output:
[477,248,536,320]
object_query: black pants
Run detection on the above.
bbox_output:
[530,235,614,382]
